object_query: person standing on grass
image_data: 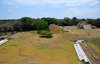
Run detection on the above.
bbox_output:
[31,40,32,43]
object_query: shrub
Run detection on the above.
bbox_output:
[46,32,53,37]
[39,30,47,36]
[39,30,53,37]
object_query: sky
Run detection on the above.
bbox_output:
[0,0,100,19]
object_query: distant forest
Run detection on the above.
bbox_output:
[0,17,100,34]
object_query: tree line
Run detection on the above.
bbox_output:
[0,17,100,35]
[87,18,100,28]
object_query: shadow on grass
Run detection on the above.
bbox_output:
[10,44,17,46]
[39,36,53,38]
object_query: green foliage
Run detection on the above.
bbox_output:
[19,28,23,32]
[81,18,85,21]
[61,17,79,26]
[87,18,100,28]
[72,17,77,20]
[89,38,100,50]
[94,18,100,28]
[32,19,40,30]
[39,30,47,36]
[62,20,68,26]
[57,21,61,26]
[87,19,94,24]
[21,17,32,23]
[39,30,53,37]
[21,17,33,31]
[46,32,53,37]
[37,20,49,32]
[61,17,70,26]
[1,17,100,32]
[41,17,59,25]
[69,19,78,26]
[21,17,40,30]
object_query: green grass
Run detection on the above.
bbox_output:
[90,38,100,49]
[1,29,100,64]
[68,29,100,38]
[0,31,83,64]
[88,38,100,53]
[0,32,11,36]
[68,29,100,54]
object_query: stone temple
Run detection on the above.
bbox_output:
[77,21,93,29]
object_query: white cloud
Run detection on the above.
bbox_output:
[66,7,100,15]
[8,10,11,11]
[90,1,100,5]
[3,0,96,7]
[36,7,43,9]
[65,7,100,19]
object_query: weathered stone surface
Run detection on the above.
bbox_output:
[63,26,77,29]
[83,24,92,29]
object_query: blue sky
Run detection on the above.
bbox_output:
[0,0,100,19]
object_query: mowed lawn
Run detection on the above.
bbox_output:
[0,31,83,64]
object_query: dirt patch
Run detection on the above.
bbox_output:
[33,42,65,50]
[40,37,66,45]
[15,55,38,64]
[21,43,33,46]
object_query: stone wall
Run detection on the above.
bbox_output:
[63,26,77,29]
[83,24,92,29]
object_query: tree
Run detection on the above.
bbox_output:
[87,19,94,25]
[11,20,21,32]
[21,17,33,31]
[81,18,85,21]
[61,17,70,26]
[41,17,58,25]
[72,17,77,20]
[69,19,78,26]
[57,19,61,26]
[32,19,40,30]
[37,20,49,32]
[62,20,68,26]
[87,18,100,28]
[0,22,13,35]
[64,17,70,21]
[94,18,100,28]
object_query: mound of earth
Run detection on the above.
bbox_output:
[49,25,63,33]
